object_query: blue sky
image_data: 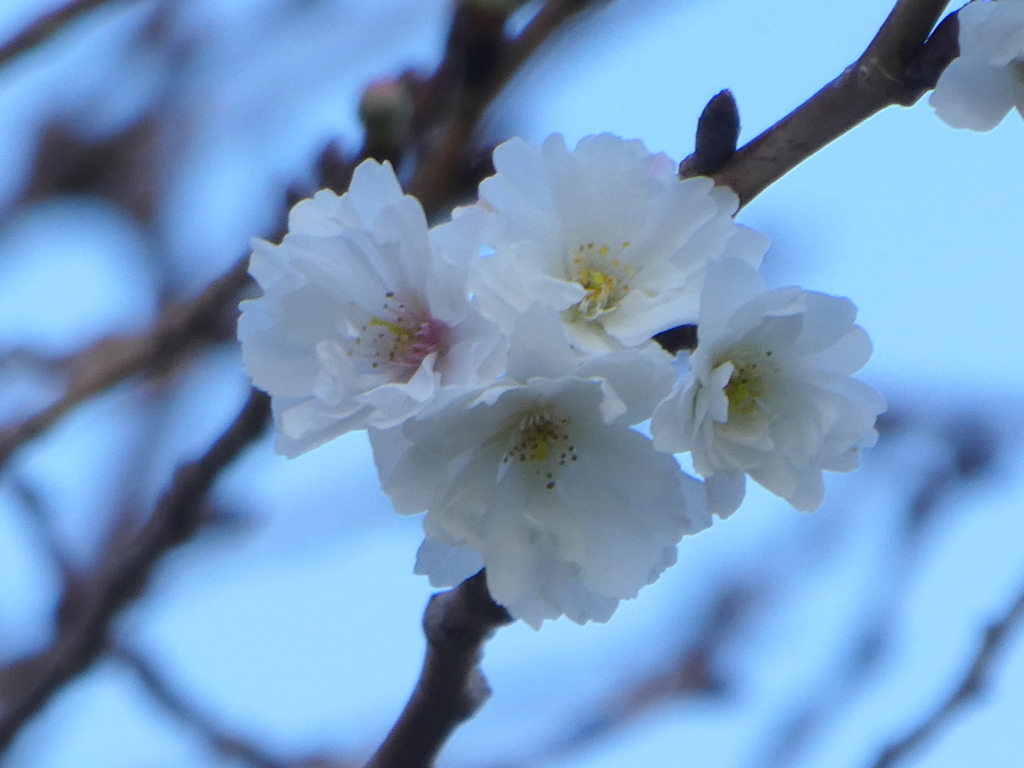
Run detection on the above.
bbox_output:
[1,1,1023,767]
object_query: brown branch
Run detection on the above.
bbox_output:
[0,0,141,70]
[363,570,513,768]
[711,0,956,207]
[114,644,286,768]
[0,254,254,471]
[408,0,601,214]
[0,388,270,753]
[0,0,602,471]
[7,475,72,577]
[869,578,1024,768]
[741,408,1003,768]
[0,0,596,469]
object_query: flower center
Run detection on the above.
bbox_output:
[351,291,449,373]
[502,410,578,489]
[566,241,636,320]
[723,350,776,416]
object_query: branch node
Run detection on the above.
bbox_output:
[364,570,512,768]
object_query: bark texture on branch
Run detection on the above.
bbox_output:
[363,571,513,768]
[712,0,957,208]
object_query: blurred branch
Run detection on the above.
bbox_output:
[114,644,286,768]
[18,118,163,223]
[0,0,140,69]
[363,570,513,768]
[8,475,72,577]
[408,0,601,213]
[713,0,957,207]
[870,578,1024,768]
[746,407,1003,768]
[0,0,600,471]
[0,388,270,752]
[543,587,746,765]
[907,416,997,535]
[0,254,253,471]
[0,347,67,375]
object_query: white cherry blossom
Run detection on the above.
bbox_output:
[930,0,1024,130]
[466,133,768,355]
[651,259,886,516]
[371,309,710,628]
[238,159,504,457]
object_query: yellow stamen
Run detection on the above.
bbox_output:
[368,316,414,339]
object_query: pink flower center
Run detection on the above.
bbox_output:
[357,291,451,374]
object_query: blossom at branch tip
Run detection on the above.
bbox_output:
[930,0,1024,131]
[370,309,710,628]
[238,159,505,457]
[464,133,769,355]
[650,259,886,516]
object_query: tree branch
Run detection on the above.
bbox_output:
[712,0,956,207]
[0,254,253,471]
[408,0,601,213]
[0,388,270,752]
[0,0,140,70]
[363,570,513,768]
[114,644,286,768]
[869,578,1024,768]
[0,1,596,471]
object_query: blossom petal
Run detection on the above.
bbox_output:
[652,258,883,512]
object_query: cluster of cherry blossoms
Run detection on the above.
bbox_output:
[930,0,1024,130]
[238,133,885,627]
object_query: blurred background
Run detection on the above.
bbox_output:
[1,0,1023,766]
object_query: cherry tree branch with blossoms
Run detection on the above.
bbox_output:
[0,0,1021,766]
[0,0,613,755]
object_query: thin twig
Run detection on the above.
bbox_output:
[0,254,253,471]
[512,586,747,768]
[363,570,513,768]
[0,1,595,471]
[114,644,286,768]
[408,0,600,213]
[869,579,1024,768]
[712,0,955,207]
[744,409,1002,768]
[7,475,71,575]
[0,388,270,752]
[0,0,141,70]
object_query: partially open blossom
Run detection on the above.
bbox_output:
[651,259,886,516]
[466,133,768,354]
[239,159,504,457]
[930,0,1024,130]
[371,309,710,627]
